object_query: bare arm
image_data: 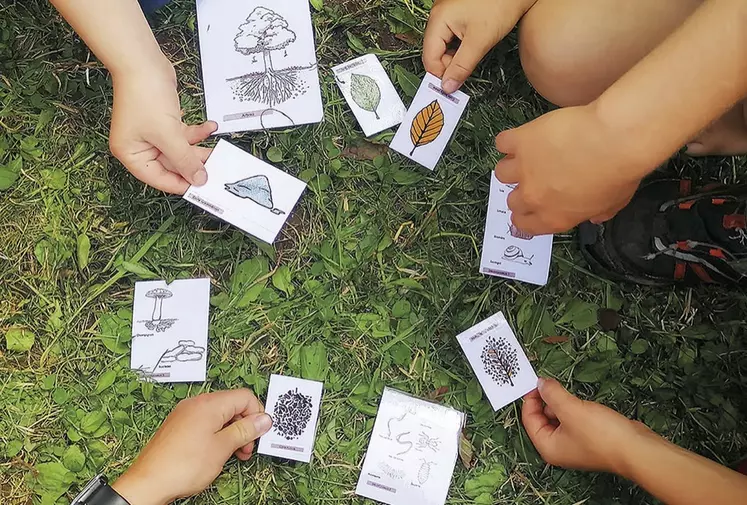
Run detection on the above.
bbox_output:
[620,432,747,505]
[49,0,173,79]
[523,379,747,505]
[598,0,747,171]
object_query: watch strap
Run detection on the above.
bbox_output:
[87,483,132,505]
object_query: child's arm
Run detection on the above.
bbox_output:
[523,379,747,505]
[49,0,215,194]
[494,0,747,235]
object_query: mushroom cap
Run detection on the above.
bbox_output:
[145,288,173,298]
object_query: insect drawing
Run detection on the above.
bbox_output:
[416,432,440,453]
[350,73,381,120]
[378,462,405,480]
[382,411,408,440]
[225,175,285,215]
[395,432,413,455]
[139,288,177,332]
[417,459,435,485]
[503,245,534,266]
[409,99,444,156]
[226,7,315,110]
[273,388,314,440]
[481,335,520,387]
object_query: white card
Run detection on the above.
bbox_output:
[130,278,211,383]
[480,174,554,285]
[456,311,538,411]
[196,0,323,134]
[258,374,324,463]
[332,54,406,137]
[356,388,465,505]
[389,73,469,170]
[184,139,306,244]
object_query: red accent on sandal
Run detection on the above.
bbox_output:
[676,241,691,250]
[711,198,727,205]
[723,214,746,230]
[674,262,687,280]
[691,264,714,283]
[679,201,695,210]
[679,180,692,196]
[709,248,727,259]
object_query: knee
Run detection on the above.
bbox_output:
[518,7,608,107]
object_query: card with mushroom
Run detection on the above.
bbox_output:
[130,278,211,383]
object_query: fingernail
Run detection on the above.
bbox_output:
[193,170,208,186]
[442,79,460,94]
[537,377,547,391]
[254,413,273,434]
[207,121,219,132]
[685,142,702,155]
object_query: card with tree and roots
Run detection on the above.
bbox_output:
[197,0,323,133]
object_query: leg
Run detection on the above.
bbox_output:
[518,0,747,155]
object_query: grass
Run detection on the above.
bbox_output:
[1,0,746,504]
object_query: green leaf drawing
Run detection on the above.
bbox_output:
[350,73,381,120]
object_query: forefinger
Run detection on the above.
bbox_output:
[422,17,454,77]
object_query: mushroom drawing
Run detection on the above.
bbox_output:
[146,288,173,322]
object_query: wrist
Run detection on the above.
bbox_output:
[610,422,660,481]
[110,52,175,86]
[111,468,171,505]
[589,97,662,181]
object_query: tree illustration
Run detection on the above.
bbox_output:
[234,7,296,75]
[228,7,312,107]
[480,336,520,387]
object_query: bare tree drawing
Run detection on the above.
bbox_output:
[227,7,313,107]
[481,336,520,387]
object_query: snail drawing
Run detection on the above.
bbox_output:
[503,245,534,266]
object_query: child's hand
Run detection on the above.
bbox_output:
[494,104,651,235]
[522,378,652,476]
[109,65,217,194]
[423,0,537,93]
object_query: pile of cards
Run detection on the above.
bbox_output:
[356,388,465,505]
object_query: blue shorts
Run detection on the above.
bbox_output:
[139,0,172,13]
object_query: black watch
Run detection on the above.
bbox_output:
[72,474,131,505]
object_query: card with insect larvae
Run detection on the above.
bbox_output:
[456,311,538,411]
[258,374,324,463]
[356,388,465,505]
[389,72,470,170]
[332,54,406,137]
[184,139,306,244]
[130,278,211,383]
[196,0,323,134]
[480,173,554,285]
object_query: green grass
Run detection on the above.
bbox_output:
[1,1,746,504]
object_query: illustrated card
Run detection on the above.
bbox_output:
[389,73,470,170]
[130,278,211,383]
[456,311,538,411]
[196,0,323,134]
[332,54,406,137]
[258,374,324,463]
[355,388,465,505]
[480,174,554,285]
[184,139,306,244]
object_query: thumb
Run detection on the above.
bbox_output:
[441,33,492,93]
[152,126,209,186]
[218,413,273,454]
[537,378,583,419]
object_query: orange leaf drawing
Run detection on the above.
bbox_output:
[409,100,444,156]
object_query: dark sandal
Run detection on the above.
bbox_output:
[579,177,747,286]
